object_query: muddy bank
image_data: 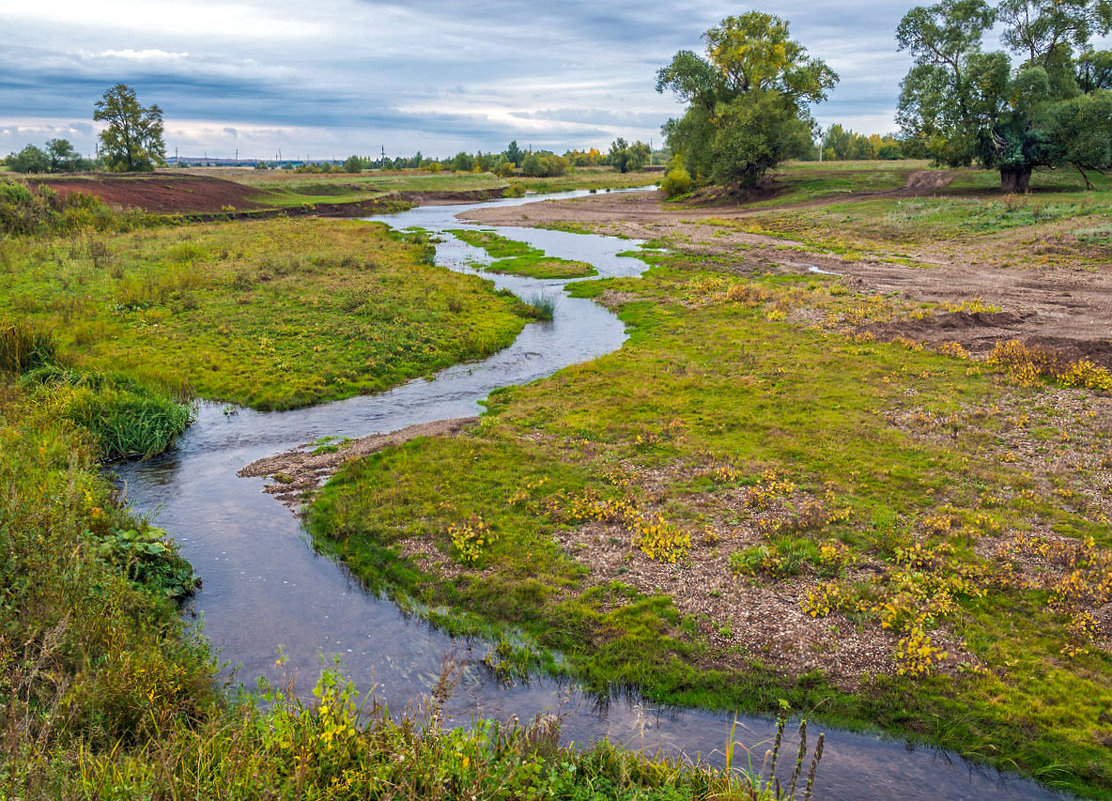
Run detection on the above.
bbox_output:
[238,416,478,509]
[462,185,1112,369]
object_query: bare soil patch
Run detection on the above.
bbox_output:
[30,173,267,213]
[461,179,1112,369]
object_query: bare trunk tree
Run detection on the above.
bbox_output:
[1000,166,1032,193]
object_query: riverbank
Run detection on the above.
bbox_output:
[0,216,536,410]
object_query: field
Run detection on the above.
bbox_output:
[4,160,1112,798]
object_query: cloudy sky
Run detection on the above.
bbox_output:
[0,0,1036,160]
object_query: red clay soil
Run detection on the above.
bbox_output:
[29,174,267,213]
[28,174,507,215]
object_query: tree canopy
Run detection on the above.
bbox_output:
[93,84,166,172]
[4,139,91,174]
[657,12,837,190]
[608,138,651,173]
[897,0,1112,191]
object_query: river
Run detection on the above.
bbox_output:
[114,189,1066,800]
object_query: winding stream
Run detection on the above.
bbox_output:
[115,189,1065,800]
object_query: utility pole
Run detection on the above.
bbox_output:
[381,145,386,169]
[235,148,239,166]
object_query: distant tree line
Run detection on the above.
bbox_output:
[3,139,98,173]
[811,126,908,161]
[323,138,658,177]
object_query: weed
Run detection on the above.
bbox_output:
[449,513,497,564]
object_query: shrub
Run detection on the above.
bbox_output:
[0,179,120,236]
[660,157,693,198]
[521,152,569,177]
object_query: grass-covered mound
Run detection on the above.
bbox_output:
[453,227,598,279]
[1,218,534,410]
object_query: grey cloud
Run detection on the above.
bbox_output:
[1,0,1012,157]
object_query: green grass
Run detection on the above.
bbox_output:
[739,160,928,208]
[508,167,658,194]
[451,228,598,279]
[308,251,1112,798]
[0,218,532,410]
[704,164,1112,267]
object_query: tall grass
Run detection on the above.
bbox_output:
[0,179,122,237]
[0,319,56,372]
[525,293,557,321]
[21,366,193,461]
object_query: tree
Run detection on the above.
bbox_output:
[521,151,569,177]
[608,138,651,172]
[45,139,82,172]
[5,145,50,174]
[93,84,165,172]
[657,12,837,190]
[343,155,364,173]
[897,0,1112,192]
[504,140,524,168]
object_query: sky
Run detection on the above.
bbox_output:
[0,0,1051,161]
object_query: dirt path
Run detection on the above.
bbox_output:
[239,417,478,511]
[461,176,1112,367]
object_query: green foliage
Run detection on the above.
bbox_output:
[608,138,651,173]
[0,179,120,236]
[503,140,524,167]
[660,156,693,198]
[820,125,905,161]
[0,379,214,760]
[95,526,200,600]
[5,144,49,174]
[897,0,1112,191]
[0,319,56,373]
[93,83,166,172]
[658,12,837,189]
[343,154,364,173]
[521,151,570,177]
[21,365,193,461]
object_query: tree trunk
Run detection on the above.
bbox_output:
[999,166,1032,194]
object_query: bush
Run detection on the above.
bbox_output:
[0,179,120,236]
[521,152,569,177]
[660,157,693,198]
